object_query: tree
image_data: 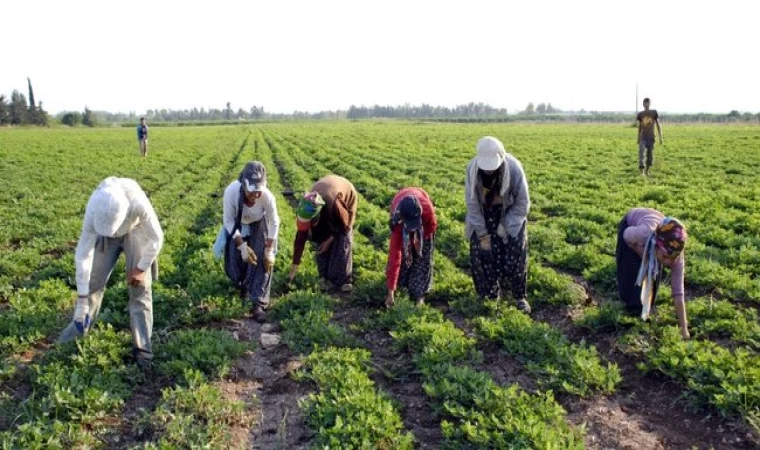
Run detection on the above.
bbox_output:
[727,110,741,119]
[536,103,547,114]
[82,106,96,127]
[225,102,232,120]
[37,101,49,126]
[523,102,536,115]
[0,95,8,125]
[61,111,82,126]
[27,77,37,124]
[9,90,28,125]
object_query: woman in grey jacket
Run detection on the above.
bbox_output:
[465,136,531,313]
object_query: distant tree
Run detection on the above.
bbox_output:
[0,95,8,125]
[727,110,741,119]
[546,103,561,114]
[523,102,536,115]
[9,90,28,125]
[61,111,82,126]
[225,102,232,120]
[36,101,49,126]
[27,78,37,123]
[536,103,547,114]
[82,106,96,127]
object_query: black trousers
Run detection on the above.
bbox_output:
[616,216,660,315]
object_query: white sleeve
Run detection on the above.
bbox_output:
[504,159,530,238]
[134,195,164,272]
[264,190,280,240]
[75,211,99,296]
[223,183,239,235]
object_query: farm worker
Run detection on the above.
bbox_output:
[288,175,357,293]
[137,117,149,157]
[58,177,163,369]
[465,136,532,313]
[214,161,280,323]
[385,187,438,309]
[616,208,689,339]
[636,97,663,176]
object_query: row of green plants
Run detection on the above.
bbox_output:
[263,123,759,431]
[1,127,258,448]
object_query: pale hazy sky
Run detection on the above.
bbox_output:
[3,0,758,114]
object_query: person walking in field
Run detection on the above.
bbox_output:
[58,177,163,369]
[385,187,438,309]
[288,175,357,293]
[137,117,149,157]
[214,162,280,323]
[636,98,663,175]
[616,208,690,339]
[466,136,532,313]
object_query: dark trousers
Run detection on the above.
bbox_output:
[616,216,660,315]
[224,221,272,308]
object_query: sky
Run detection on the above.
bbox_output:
[3,0,759,115]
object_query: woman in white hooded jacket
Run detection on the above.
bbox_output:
[59,177,163,369]
[465,136,531,313]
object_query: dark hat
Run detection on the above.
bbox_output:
[398,195,422,232]
[239,161,267,192]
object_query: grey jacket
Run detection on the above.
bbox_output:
[464,154,530,240]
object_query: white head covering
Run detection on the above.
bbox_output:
[90,180,129,237]
[468,136,511,201]
[475,137,506,171]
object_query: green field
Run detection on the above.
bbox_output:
[1,123,759,449]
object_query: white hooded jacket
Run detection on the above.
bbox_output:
[75,177,164,296]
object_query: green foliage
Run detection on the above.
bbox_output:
[475,303,621,396]
[575,302,638,333]
[135,369,251,450]
[156,329,249,382]
[295,347,415,449]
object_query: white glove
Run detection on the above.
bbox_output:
[496,223,508,241]
[263,249,275,273]
[238,242,257,265]
[73,296,91,335]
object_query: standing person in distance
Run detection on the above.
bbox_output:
[385,187,438,309]
[288,175,357,293]
[137,117,149,157]
[58,177,163,369]
[215,162,280,323]
[636,98,663,176]
[616,207,690,339]
[465,136,531,313]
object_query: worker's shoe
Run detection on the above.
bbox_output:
[134,349,153,371]
[516,299,532,314]
[339,283,353,293]
[252,305,267,323]
[415,297,425,307]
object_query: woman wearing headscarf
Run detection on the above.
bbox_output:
[216,161,280,323]
[385,187,437,309]
[617,208,690,339]
[288,175,357,293]
[465,136,531,313]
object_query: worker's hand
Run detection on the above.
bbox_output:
[263,250,275,273]
[479,234,492,252]
[237,242,257,265]
[680,327,690,340]
[128,268,146,287]
[288,264,299,282]
[73,296,91,335]
[385,290,395,309]
[317,237,334,255]
[496,223,507,241]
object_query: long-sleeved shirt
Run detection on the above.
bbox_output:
[386,188,437,290]
[75,178,163,296]
[623,208,685,302]
[223,181,280,241]
[292,175,357,265]
[464,154,530,240]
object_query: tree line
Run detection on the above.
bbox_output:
[0,78,49,126]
